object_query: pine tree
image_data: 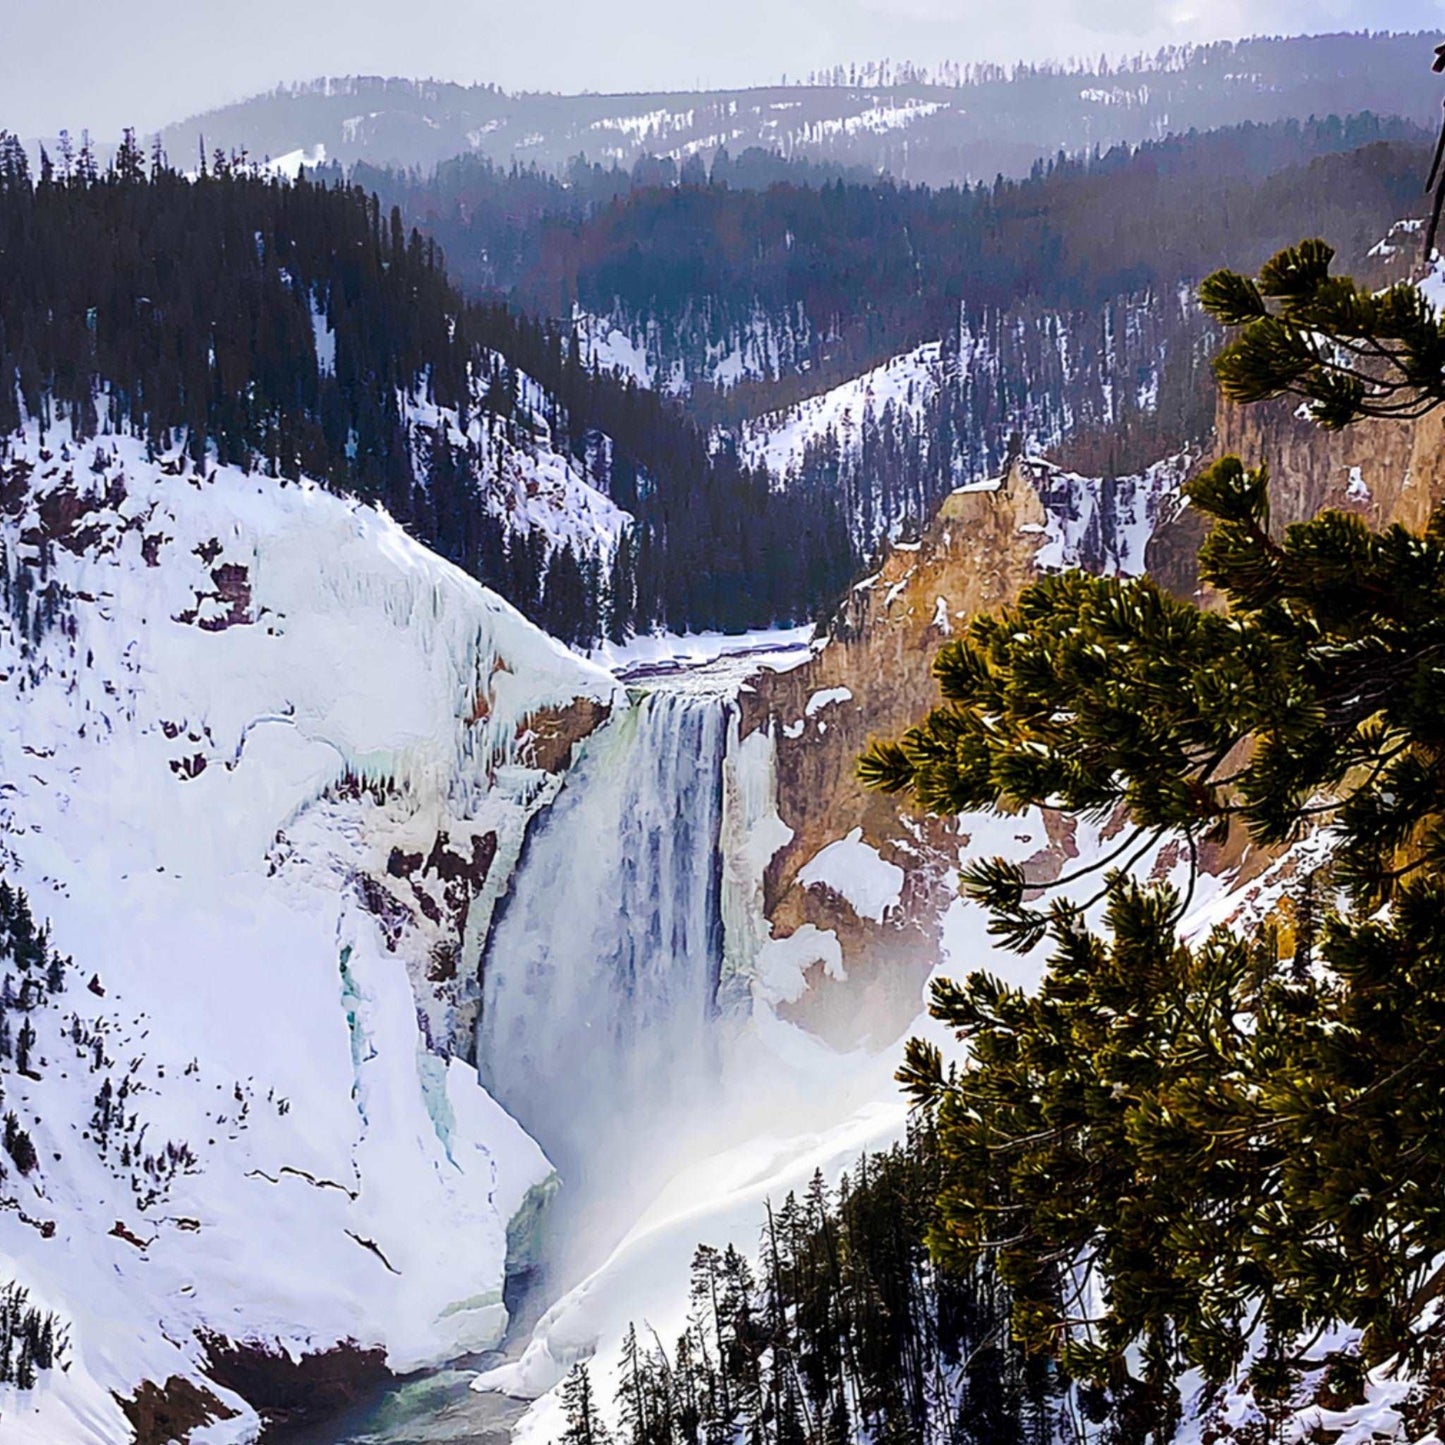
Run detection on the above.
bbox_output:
[15,1018,34,1077]
[561,1363,611,1445]
[859,235,1445,1421]
[1199,240,1445,427]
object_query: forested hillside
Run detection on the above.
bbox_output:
[0,135,853,644]
[368,114,1427,414]
[555,1126,1060,1445]
[307,114,1423,563]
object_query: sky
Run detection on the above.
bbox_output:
[3,0,1444,140]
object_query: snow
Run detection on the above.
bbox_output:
[739,343,943,481]
[310,297,335,376]
[803,685,852,716]
[573,304,812,397]
[752,924,846,1004]
[404,375,632,561]
[587,107,695,143]
[797,828,905,923]
[589,625,815,679]
[0,420,620,1438]
[719,718,793,999]
[1419,251,1445,316]
[573,319,655,390]
[264,144,327,179]
[810,98,949,139]
[1368,216,1424,260]
[1027,450,1193,576]
[476,1075,908,1424]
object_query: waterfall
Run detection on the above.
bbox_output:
[477,688,733,1197]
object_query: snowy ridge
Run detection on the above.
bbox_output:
[160,39,1442,185]
[0,423,619,1440]
[737,325,1192,570]
[738,343,944,480]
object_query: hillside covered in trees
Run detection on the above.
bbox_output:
[377,112,1428,415]
[157,31,1443,186]
[300,111,1429,569]
[4,96,1432,653]
[0,135,852,644]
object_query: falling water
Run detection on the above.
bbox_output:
[476,688,733,1205]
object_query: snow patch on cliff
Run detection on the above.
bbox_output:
[797,828,904,923]
[739,344,943,481]
[1023,450,1193,576]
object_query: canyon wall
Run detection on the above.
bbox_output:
[759,389,1445,1052]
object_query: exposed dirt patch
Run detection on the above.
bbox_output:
[199,1335,392,1435]
[116,1375,238,1445]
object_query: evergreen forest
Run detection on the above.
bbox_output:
[0,134,852,645]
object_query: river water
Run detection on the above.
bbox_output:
[272,1362,524,1444]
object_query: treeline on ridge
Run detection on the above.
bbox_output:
[367,113,1427,421]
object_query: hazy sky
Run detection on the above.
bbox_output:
[4,0,1444,140]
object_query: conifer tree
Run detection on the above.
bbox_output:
[859,236,1445,1426]
[561,1364,611,1445]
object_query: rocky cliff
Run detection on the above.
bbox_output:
[756,372,1445,1055]
[743,453,1188,1046]
[1149,393,1445,600]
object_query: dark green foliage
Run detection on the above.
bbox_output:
[2,1115,36,1175]
[562,1364,612,1445]
[0,1281,65,1391]
[0,882,68,1038]
[1202,239,1445,426]
[864,445,1445,922]
[585,1125,1058,1445]
[861,245,1445,1428]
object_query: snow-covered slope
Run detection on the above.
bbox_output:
[1018,450,1194,576]
[737,343,943,479]
[406,362,632,561]
[729,291,1204,561]
[0,424,620,1440]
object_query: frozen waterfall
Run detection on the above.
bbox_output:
[477,688,733,1203]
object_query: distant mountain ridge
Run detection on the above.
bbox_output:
[156,32,1444,186]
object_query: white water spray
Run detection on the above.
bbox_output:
[477,688,734,1210]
